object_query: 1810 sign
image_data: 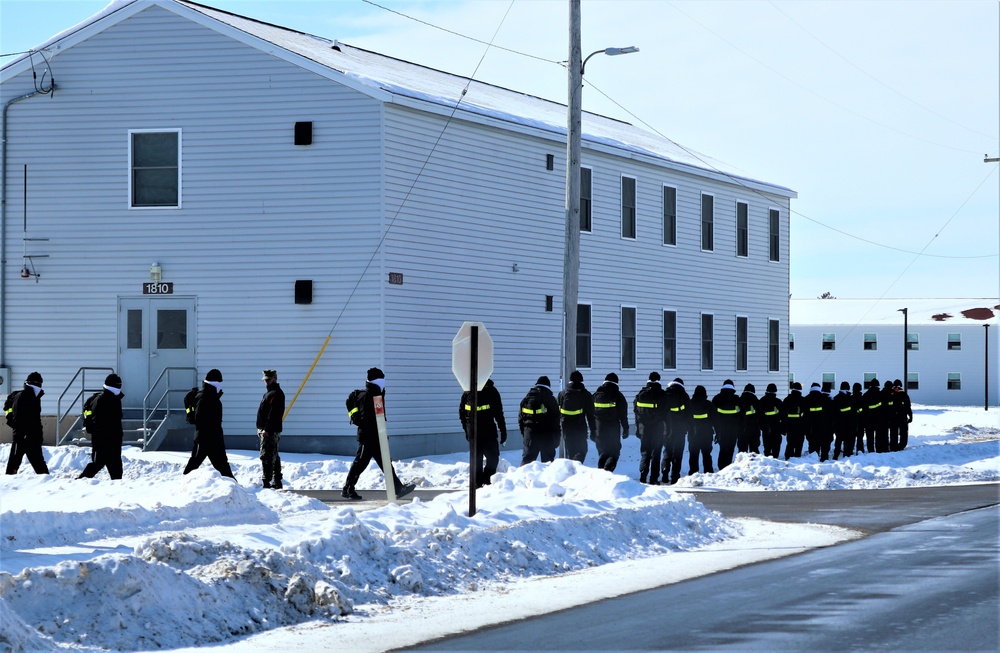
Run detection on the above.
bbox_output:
[143,282,174,295]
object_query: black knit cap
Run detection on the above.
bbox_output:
[206,369,223,382]
[105,373,122,388]
[840,381,850,390]
[536,375,550,386]
[605,372,619,383]
[792,381,802,390]
[648,371,660,382]
[25,371,43,386]
[367,367,385,382]
[744,383,755,393]
[870,378,879,388]
[893,379,903,387]
[766,383,777,393]
[569,370,584,384]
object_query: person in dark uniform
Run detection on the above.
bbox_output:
[256,369,285,489]
[830,381,854,459]
[803,382,832,461]
[852,382,866,453]
[660,378,690,484]
[890,379,913,451]
[758,383,784,458]
[861,378,888,453]
[342,367,415,500]
[4,371,49,475]
[782,382,806,459]
[591,373,629,472]
[634,372,667,484]
[518,376,560,465]
[738,383,761,454]
[78,373,125,480]
[687,385,714,475]
[183,369,235,479]
[459,378,507,487]
[711,380,742,470]
[558,370,596,463]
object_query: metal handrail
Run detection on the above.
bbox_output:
[55,367,115,445]
[142,366,197,450]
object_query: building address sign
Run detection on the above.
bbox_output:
[143,282,174,295]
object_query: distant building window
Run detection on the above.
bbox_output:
[621,306,636,369]
[701,194,714,251]
[863,372,876,385]
[788,332,794,351]
[822,333,836,350]
[788,373,795,390]
[947,373,961,390]
[736,316,748,371]
[577,304,592,368]
[736,202,749,257]
[906,332,919,351]
[130,130,180,208]
[580,167,592,232]
[907,372,919,391]
[663,310,677,369]
[769,209,780,262]
[701,313,714,370]
[864,333,877,351]
[947,333,961,351]
[662,186,677,246]
[822,373,835,392]
[621,176,636,239]
[769,319,780,372]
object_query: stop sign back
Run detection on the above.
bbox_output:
[452,321,493,391]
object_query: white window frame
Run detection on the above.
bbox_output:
[947,373,961,390]
[580,166,593,233]
[947,333,962,351]
[128,128,182,209]
[822,333,836,351]
[736,201,749,258]
[662,185,677,247]
[663,309,677,370]
[621,305,637,369]
[768,207,780,262]
[576,302,592,369]
[736,315,749,371]
[768,318,780,372]
[701,193,714,252]
[906,332,919,351]
[701,312,714,371]
[864,333,877,351]
[621,175,636,240]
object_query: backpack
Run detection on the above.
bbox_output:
[592,386,618,419]
[559,388,586,419]
[183,387,203,425]
[519,390,548,429]
[4,390,21,428]
[82,391,102,435]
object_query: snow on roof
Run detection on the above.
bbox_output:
[4,0,795,198]
[790,298,1000,327]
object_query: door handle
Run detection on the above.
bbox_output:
[150,351,159,358]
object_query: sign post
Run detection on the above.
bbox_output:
[372,394,397,504]
[452,321,494,517]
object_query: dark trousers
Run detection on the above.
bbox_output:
[897,422,909,451]
[5,436,49,475]
[716,432,738,469]
[785,428,805,459]
[738,426,761,454]
[258,430,282,485]
[761,422,782,458]
[472,437,500,486]
[833,428,854,459]
[183,439,235,478]
[594,431,622,472]
[888,422,909,451]
[520,430,557,465]
[79,439,123,480]
[873,424,889,453]
[562,424,589,463]
[660,433,685,483]
[344,439,403,492]
[687,428,713,474]
[638,429,663,483]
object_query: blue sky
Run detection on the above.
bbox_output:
[2,0,998,301]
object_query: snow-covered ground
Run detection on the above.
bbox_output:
[1,406,997,652]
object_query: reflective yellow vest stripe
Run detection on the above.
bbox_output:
[464,404,492,411]
[809,406,823,412]
[868,402,882,410]
[636,402,657,409]
[717,408,739,415]
[522,406,547,414]
[840,406,852,412]
[787,412,802,418]
[347,407,359,417]
[693,413,709,419]
[560,408,584,415]
[764,409,779,416]
[594,402,616,408]
[745,407,756,416]
[670,404,686,412]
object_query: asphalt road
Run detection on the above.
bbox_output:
[387,484,999,653]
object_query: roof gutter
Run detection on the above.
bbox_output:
[1,89,47,366]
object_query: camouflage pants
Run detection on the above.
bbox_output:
[258,429,282,485]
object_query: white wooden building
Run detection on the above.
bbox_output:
[790,299,999,407]
[0,0,796,455]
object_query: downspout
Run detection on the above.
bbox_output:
[1,89,46,366]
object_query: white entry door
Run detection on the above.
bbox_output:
[118,297,196,409]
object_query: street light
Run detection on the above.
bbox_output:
[563,0,638,389]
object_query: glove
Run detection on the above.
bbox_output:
[713,435,719,444]
[500,432,507,445]
[907,416,912,423]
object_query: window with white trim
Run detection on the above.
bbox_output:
[736,316,748,371]
[580,167,592,232]
[663,310,677,369]
[701,313,714,370]
[769,319,780,372]
[736,202,748,257]
[577,303,592,368]
[621,176,636,239]
[947,373,961,390]
[768,208,780,262]
[130,129,180,208]
[701,194,714,251]
[663,186,677,246]
[822,333,836,350]
[947,333,961,351]
[864,333,877,351]
[621,306,636,369]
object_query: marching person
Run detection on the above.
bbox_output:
[591,373,629,472]
[758,383,784,459]
[78,373,125,480]
[783,382,807,459]
[738,383,761,454]
[634,372,667,484]
[803,382,832,461]
[518,375,561,465]
[343,367,415,500]
[4,371,49,475]
[459,377,507,487]
[889,379,913,451]
[862,378,888,453]
[182,369,235,479]
[831,381,855,459]
[257,369,285,489]
[558,370,596,463]
[687,384,714,475]
[661,378,690,485]
[712,380,742,470]
[852,382,867,453]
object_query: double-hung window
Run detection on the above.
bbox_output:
[577,304,592,368]
[621,176,636,239]
[580,167,593,232]
[663,186,677,246]
[736,202,748,257]
[130,129,180,208]
[701,194,714,251]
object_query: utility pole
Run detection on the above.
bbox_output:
[563,0,582,390]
